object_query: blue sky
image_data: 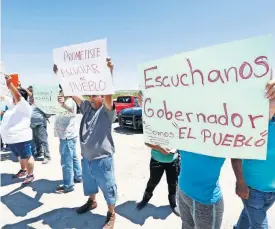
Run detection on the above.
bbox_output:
[1,0,275,90]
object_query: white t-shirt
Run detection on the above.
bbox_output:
[1,97,33,144]
[54,98,78,140]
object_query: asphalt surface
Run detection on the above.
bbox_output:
[0,119,274,229]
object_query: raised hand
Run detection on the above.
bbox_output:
[266,79,275,100]
[53,64,58,74]
[58,95,65,105]
[106,57,114,74]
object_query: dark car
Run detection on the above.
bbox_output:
[118,106,143,130]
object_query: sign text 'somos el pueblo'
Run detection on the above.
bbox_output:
[139,35,273,159]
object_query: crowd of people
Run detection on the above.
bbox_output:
[0,57,274,229]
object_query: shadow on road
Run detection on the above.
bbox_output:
[114,126,143,135]
[1,179,62,217]
[1,191,43,218]
[1,173,25,187]
[0,152,18,162]
[0,152,43,162]
[2,208,106,229]
[115,200,172,225]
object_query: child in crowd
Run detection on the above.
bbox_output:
[136,91,180,215]
[137,143,180,216]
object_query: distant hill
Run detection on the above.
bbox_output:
[115,90,139,93]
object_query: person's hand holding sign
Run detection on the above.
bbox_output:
[53,64,58,75]
[106,57,114,75]
[58,95,65,105]
[158,147,171,155]
[4,74,12,87]
[265,79,275,99]
[53,58,114,75]
[53,58,114,110]
[266,80,275,119]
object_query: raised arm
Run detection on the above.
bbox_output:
[71,96,84,106]
[57,95,74,114]
[5,74,22,103]
[25,87,33,97]
[104,58,114,111]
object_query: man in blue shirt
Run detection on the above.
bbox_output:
[233,80,275,229]
[177,80,275,229]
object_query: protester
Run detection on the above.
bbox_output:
[137,90,180,214]
[0,75,34,184]
[138,90,225,229]
[232,80,275,229]
[30,101,51,164]
[0,104,9,151]
[136,143,180,216]
[53,58,117,229]
[24,84,48,161]
[176,80,275,229]
[27,85,34,105]
[54,88,82,194]
[17,81,31,101]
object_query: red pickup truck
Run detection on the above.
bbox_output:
[114,95,138,115]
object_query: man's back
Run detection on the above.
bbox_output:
[31,106,47,127]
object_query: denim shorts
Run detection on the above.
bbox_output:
[9,141,32,159]
[82,156,117,205]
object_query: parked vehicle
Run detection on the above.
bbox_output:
[114,95,138,116]
[118,106,143,130]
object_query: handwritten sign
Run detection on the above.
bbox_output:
[33,85,63,114]
[139,35,273,160]
[53,39,114,96]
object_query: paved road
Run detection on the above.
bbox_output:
[1,120,274,229]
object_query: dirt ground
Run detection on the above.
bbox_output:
[0,118,274,229]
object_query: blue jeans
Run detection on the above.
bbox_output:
[234,187,275,229]
[60,137,82,190]
[82,156,117,206]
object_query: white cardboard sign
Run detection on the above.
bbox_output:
[53,39,114,96]
[139,35,273,160]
